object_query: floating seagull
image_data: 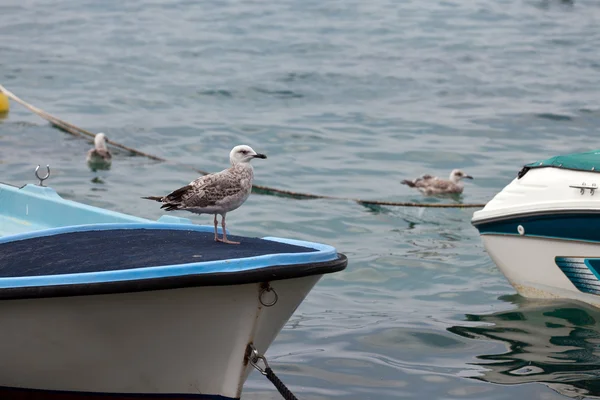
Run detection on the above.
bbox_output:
[401,169,473,195]
[86,132,112,170]
[143,145,267,245]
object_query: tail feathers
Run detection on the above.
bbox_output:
[401,179,416,187]
[142,195,182,211]
[142,196,164,202]
[161,203,181,211]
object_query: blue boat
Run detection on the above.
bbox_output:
[0,178,347,399]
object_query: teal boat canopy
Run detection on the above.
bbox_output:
[518,150,600,179]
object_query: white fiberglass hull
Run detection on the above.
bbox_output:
[0,276,320,399]
[0,183,349,399]
[481,235,600,308]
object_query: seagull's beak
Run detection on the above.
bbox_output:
[465,175,473,179]
[253,153,267,159]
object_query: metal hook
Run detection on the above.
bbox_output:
[246,343,270,376]
[35,165,50,186]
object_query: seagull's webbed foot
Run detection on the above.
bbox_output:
[216,237,240,245]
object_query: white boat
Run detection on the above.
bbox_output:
[472,150,600,308]
[0,177,347,399]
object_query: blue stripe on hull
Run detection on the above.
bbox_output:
[556,257,600,295]
[474,213,600,243]
[0,386,238,399]
[475,213,600,296]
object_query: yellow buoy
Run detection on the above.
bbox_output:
[0,91,9,113]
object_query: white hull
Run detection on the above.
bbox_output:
[0,275,320,398]
[481,235,600,308]
[473,164,600,308]
[0,183,348,398]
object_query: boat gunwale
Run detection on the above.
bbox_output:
[0,254,347,300]
[0,222,345,294]
[0,181,19,188]
[472,208,600,227]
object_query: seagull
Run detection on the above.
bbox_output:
[143,145,267,245]
[86,132,112,169]
[401,169,473,195]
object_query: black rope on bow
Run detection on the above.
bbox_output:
[265,367,299,400]
[246,343,299,400]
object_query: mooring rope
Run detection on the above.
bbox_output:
[0,83,487,208]
[246,343,299,400]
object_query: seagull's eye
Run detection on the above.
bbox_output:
[240,150,248,154]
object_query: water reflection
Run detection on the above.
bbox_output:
[449,295,600,398]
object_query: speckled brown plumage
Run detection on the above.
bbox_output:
[143,145,267,244]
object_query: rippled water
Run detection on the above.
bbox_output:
[2,0,600,398]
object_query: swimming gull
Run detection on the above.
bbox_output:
[401,169,473,195]
[86,132,112,169]
[142,144,267,245]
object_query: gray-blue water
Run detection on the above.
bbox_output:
[2,0,600,398]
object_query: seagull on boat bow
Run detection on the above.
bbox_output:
[142,145,267,245]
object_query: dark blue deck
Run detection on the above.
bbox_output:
[0,229,315,277]
[0,223,345,297]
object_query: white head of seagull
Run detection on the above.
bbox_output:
[230,145,267,166]
[94,132,109,151]
[87,132,112,168]
[449,169,473,183]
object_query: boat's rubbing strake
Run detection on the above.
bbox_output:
[473,211,600,297]
[0,386,238,399]
[0,223,348,299]
[473,210,600,243]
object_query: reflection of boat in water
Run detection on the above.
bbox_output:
[448,296,600,398]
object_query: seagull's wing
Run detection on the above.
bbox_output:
[87,148,112,161]
[161,169,247,210]
[402,174,435,188]
[414,174,434,183]
[414,178,461,193]
[96,149,112,159]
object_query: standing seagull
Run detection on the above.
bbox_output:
[143,145,267,244]
[86,132,112,170]
[401,169,473,195]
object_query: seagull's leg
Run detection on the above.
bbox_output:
[217,213,240,245]
[213,214,219,242]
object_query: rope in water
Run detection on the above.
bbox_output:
[0,83,487,208]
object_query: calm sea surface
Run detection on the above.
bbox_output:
[2,0,600,398]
